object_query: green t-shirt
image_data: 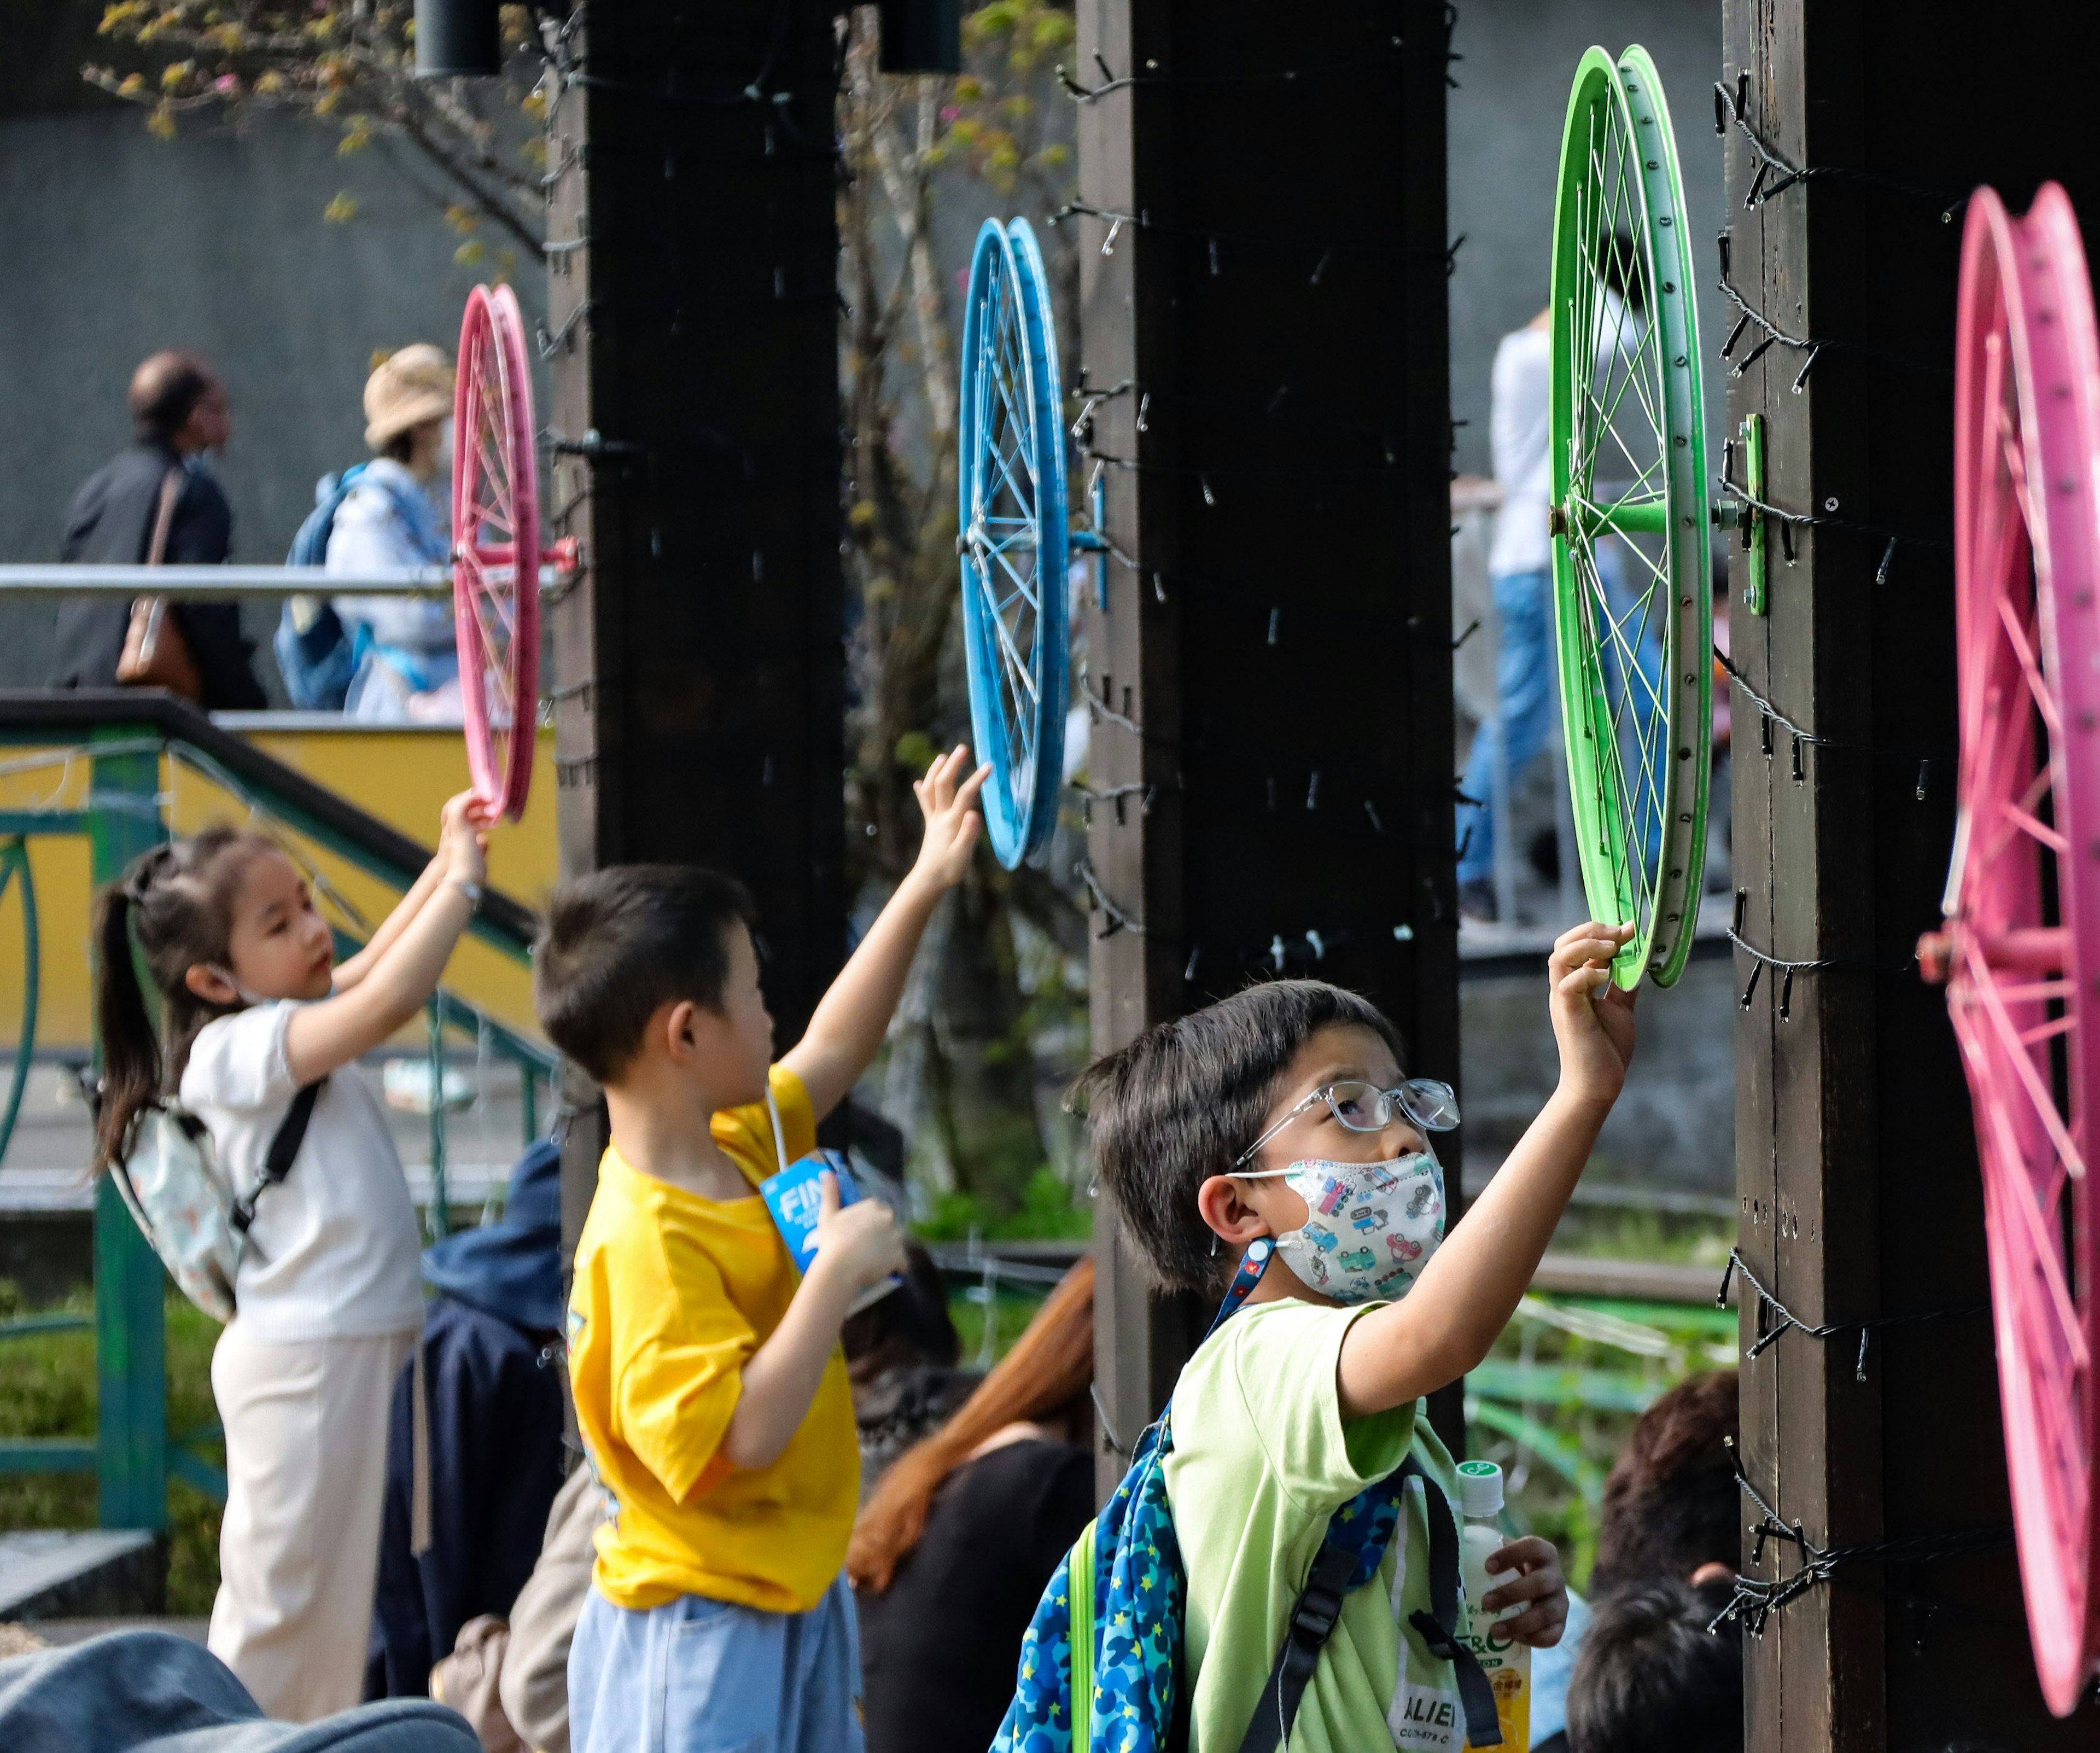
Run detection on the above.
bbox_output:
[1161,1298,1467,1752]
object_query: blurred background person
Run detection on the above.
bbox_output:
[370,1141,567,1703]
[849,1256,1095,1753]
[278,344,458,720]
[48,350,265,708]
[1564,1577,1741,1753]
[1455,304,1553,922]
[842,1237,978,1490]
[1539,1369,1742,1753]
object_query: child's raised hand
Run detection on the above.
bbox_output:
[810,1170,908,1295]
[439,790,497,887]
[907,744,990,892]
[1547,918,1638,1107]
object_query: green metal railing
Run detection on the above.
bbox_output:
[0,694,557,1528]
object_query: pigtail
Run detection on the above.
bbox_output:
[89,827,278,1175]
[91,878,162,1177]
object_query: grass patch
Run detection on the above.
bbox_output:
[916,1165,1093,1243]
[1548,1201,1734,1267]
[945,1281,1056,1368]
[0,1282,225,1615]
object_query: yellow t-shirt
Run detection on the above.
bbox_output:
[565,1065,860,1613]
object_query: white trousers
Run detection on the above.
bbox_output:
[208,1322,418,1721]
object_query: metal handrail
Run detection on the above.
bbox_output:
[0,691,539,960]
[0,696,568,1518]
[0,563,561,597]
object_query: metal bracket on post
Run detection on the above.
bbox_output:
[1715,413,1770,614]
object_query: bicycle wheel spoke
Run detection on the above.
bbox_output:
[1968,935,2089,1185]
[1996,593,2063,738]
[976,566,1040,708]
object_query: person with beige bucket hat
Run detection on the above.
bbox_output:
[277,343,462,721]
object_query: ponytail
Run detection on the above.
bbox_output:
[89,828,276,1175]
[91,883,162,1177]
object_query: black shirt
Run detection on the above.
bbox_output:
[858,1437,1095,1753]
[47,442,265,709]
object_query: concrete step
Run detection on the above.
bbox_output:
[0,1530,162,1620]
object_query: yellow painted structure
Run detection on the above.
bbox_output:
[0,723,557,1052]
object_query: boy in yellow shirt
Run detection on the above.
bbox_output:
[536,747,988,1753]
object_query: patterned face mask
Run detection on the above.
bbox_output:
[1238,1152,1446,1304]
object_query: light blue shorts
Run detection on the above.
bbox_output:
[568,1573,864,1753]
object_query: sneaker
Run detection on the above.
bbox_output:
[1458,878,1498,923]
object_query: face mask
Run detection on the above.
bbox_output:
[1246,1152,1446,1305]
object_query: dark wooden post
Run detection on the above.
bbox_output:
[1076,0,1459,1487]
[539,5,847,1247]
[1723,2,2100,1743]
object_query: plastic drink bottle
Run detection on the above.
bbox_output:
[1457,1459,1531,1752]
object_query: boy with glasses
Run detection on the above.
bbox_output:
[1062,918,1636,1751]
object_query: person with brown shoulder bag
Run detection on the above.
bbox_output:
[47,351,266,709]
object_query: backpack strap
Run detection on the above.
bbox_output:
[1401,1456,1504,1748]
[228,1080,324,1239]
[1235,1539,1359,1753]
[1069,1519,1098,1748]
[1234,1455,1502,1753]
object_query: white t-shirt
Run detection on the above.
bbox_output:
[180,1002,425,1342]
[1487,325,1552,577]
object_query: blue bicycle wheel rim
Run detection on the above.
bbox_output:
[957,216,1071,867]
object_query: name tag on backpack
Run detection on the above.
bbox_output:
[1388,1679,1463,1751]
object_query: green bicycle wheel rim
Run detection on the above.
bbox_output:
[1548,44,1712,989]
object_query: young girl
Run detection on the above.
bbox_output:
[92,791,496,1721]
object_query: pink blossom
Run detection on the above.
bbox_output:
[940,105,961,123]
[214,73,241,95]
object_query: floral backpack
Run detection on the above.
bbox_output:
[991,1238,1502,1753]
[107,1081,323,1324]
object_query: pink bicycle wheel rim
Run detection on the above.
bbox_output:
[452,283,541,822]
[1946,179,2100,1713]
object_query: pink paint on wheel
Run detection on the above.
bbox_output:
[452,283,540,822]
[1924,181,2100,1713]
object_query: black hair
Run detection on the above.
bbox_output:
[92,826,280,1176]
[130,351,218,445]
[533,864,757,1084]
[1068,979,1406,1295]
[1566,1578,1743,1753]
[1590,1369,1741,1595]
[377,429,418,464]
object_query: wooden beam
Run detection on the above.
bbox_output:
[541,5,848,1249]
[1076,0,1458,1489]
[1724,2,2100,1743]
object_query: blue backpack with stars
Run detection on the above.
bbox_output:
[990,1238,1502,1753]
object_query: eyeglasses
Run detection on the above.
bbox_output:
[1232,1078,1460,1169]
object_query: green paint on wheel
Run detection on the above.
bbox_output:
[1549,45,1713,989]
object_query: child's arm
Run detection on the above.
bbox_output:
[331,807,465,992]
[781,745,988,1122]
[282,793,495,1085]
[1335,919,1638,1418]
[720,1170,906,1470]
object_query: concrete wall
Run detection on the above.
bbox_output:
[1448,0,1724,480]
[1462,947,1735,1197]
[0,107,542,696]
